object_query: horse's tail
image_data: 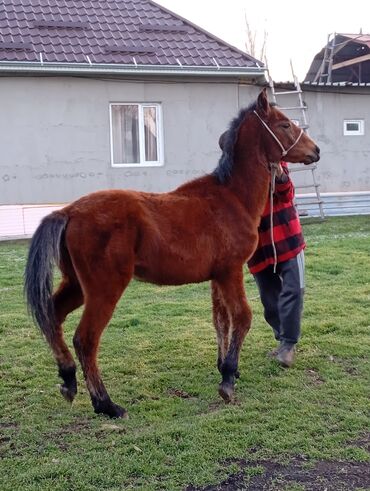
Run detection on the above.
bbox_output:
[24,211,69,340]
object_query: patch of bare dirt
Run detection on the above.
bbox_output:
[349,432,370,453]
[185,456,370,491]
[207,401,225,412]
[0,421,20,458]
[305,368,325,385]
[168,388,195,399]
[327,355,361,376]
[0,421,18,429]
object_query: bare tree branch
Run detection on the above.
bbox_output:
[244,14,268,64]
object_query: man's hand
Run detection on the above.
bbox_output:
[275,163,284,179]
[274,163,289,183]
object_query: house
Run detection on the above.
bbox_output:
[0,0,266,239]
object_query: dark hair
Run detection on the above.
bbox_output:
[213,101,257,183]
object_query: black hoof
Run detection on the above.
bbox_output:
[58,366,77,403]
[60,383,77,403]
[218,382,234,403]
[92,397,128,419]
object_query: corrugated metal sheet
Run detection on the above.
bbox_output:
[0,204,64,240]
[0,206,25,237]
[303,81,370,87]
[296,192,370,217]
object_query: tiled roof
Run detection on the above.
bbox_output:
[0,0,261,70]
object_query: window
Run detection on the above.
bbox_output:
[110,103,163,166]
[343,119,364,136]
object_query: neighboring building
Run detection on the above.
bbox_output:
[268,33,370,217]
[0,0,266,238]
[305,33,370,84]
[269,80,370,217]
[295,32,370,216]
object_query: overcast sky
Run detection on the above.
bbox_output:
[155,0,370,81]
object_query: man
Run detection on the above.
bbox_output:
[218,131,305,368]
[247,161,305,367]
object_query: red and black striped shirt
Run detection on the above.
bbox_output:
[247,162,305,274]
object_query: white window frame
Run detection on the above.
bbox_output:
[343,119,364,136]
[109,102,164,167]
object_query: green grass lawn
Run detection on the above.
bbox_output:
[0,216,369,490]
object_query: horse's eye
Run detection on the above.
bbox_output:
[281,123,290,129]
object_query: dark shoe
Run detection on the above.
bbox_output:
[275,345,295,368]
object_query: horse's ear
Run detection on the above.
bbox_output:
[257,88,270,116]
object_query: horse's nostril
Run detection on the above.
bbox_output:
[315,145,320,154]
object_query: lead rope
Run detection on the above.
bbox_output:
[269,163,278,273]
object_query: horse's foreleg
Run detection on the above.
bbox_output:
[211,281,231,374]
[51,278,84,403]
[215,269,252,403]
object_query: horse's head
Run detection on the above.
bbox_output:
[254,88,320,165]
[215,89,320,184]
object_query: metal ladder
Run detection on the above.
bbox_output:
[267,61,325,219]
[313,33,336,83]
[312,32,363,84]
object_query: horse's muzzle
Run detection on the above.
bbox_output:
[303,145,320,164]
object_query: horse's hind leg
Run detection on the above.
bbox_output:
[73,295,128,418]
[214,268,252,402]
[72,268,132,419]
[50,277,84,403]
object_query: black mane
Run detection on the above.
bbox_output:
[213,101,257,184]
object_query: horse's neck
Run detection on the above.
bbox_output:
[229,148,270,219]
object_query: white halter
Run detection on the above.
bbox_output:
[253,110,303,158]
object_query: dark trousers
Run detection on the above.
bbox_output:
[253,251,305,345]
